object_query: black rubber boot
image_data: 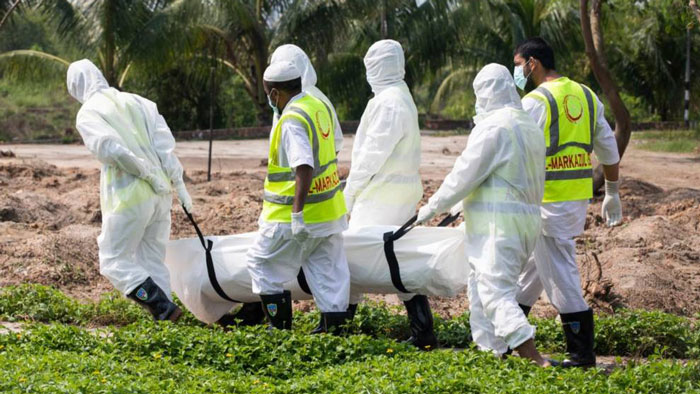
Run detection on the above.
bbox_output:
[260,291,292,330]
[503,304,534,357]
[311,304,357,334]
[403,295,438,351]
[217,302,266,328]
[347,303,358,320]
[320,311,351,336]
[558,308,596,368]
[519,303,532,317]
[128,277,182,322]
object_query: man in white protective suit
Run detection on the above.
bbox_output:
[246,61,351,333]
[343,39,437,350]
[217,44,347,330]
[66,59,193,322]
[415,64,549,366]
[512,37,622,368]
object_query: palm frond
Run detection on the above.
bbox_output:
[0,48,69,81]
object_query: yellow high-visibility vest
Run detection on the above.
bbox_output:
[261,94,346,223]
[525,77,597,203]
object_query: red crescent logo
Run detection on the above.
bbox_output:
[316,111,331,139]
[564,95,584,123]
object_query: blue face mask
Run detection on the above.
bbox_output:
[513,59,532,91]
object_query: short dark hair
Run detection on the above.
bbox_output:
[266,77,302,94]
[514,37,555,70]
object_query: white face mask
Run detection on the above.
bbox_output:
[513,59,533,91]
[267,89,279,116]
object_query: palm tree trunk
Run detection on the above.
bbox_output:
[580,0,631,192]
[101,0,118,87]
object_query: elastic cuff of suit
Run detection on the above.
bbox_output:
[604,179,619,195]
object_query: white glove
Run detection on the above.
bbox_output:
[602,180,622,227]
[291,212,310,243]
[415,205,436,225]
[145,173,171,195]
[449,202,463,217]
[175,182,193,213]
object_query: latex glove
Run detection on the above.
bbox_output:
[175,182,193,213]
[344,193,355,215]
[145,173,171,195]
[291,212,310,243]
[415,205,436,225]
[602,180,622,227]
[449,202,463,217]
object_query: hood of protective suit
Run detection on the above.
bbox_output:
[67,59,109,104]
[270,44,317,90]
[472,63,522,124]
[364,40,405,94]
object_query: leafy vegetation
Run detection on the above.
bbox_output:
[1,0,699,138]
[0,285,699,392]
[2,285,699,359]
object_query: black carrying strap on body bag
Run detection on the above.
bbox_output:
[182,205,241,303]
[297,268,313,295]
[383,212,462,293]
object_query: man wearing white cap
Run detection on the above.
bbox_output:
[245,61,351,333]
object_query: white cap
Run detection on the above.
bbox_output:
[263,61,302,82]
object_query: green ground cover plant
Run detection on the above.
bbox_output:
[0,320,698,393]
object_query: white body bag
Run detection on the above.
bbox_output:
[166,213,468,324]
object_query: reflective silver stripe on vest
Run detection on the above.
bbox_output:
[263,184,342,205]
[545,168,593,181]
[266,104,337,183]
[581,86,595,151]
[535,85,595,156]
[267,158,338,182]
[288,107,321,170]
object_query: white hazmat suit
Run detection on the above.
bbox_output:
[344,39,423,304]
[418,64,546,355]
[270,44,344,153]
[344,39,422,228]
[67,59,191,298]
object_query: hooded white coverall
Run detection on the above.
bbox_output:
[270,44,344,153]
[343,40,423,303]
[515,81,620,314]
[67,59,191,298]
[422,64,545,355]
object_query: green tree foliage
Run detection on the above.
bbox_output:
[605,0,699,121]
[1,0,700,132]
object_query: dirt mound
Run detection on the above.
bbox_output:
[0,223,109,298]
[0,158,698,316]
[0,159,59,181]
[582,181,700,316]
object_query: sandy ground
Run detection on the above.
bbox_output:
[1,136,699,319]
[5,136,700,189]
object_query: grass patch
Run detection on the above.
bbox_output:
[2,285,699,359]
[633,129,700,153]
[0,78,79,143]
[0,322,698,393]
[1,285,700,392]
